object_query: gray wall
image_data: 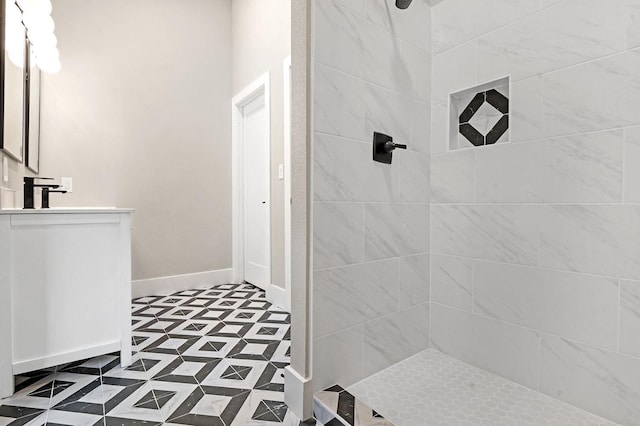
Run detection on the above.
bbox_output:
[429,1,640,424]
[39,0,233,281]
[231,0,291,289]
[311,0,431,391]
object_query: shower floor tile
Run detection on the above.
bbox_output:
[348,349,619,426]
[0,283,314,426]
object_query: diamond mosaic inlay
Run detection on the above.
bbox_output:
[450,76,510,151]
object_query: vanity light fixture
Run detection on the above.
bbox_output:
[12,0,61,73]
[5,0,25,67]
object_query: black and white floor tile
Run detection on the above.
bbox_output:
[314,386,393,426]
[0,283,317,426]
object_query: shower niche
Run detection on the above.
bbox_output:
[449,76,510,151]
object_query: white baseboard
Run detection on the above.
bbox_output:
[132,269,233,298]
[285,366,314,421]
[13,341,121,375]
[268,284,289,311]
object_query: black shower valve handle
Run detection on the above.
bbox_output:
[383,141,408,153]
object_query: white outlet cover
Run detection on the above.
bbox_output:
[61,177,73,193]
[278,164,284,180]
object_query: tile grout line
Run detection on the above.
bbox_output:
[430,301,640,362]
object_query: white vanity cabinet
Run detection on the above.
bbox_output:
[0,209,133,398]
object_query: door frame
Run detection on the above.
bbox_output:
[282,56,292,310]
[232,72,271,288]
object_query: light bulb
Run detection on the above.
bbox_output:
[27,26,54,45]
[5,8,25,54]
[16,0,30,12]
[30,0,51,15]
[36,46,58,62]
[21,10,40,30]
[34,31,56,48]
[6,2,22,28]
[37,57,59,73]
[8,47,25,68]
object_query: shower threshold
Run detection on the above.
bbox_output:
[345,349,620,426]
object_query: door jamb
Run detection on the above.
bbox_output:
[282,56,292,310]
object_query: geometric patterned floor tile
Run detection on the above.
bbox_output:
[199,359,268,390]
[170,320,221,337]
[103,353,176,382]
[12,369,55,395]
[254,362,287,392]
[206,322,254,339]
[142,334,200,356]
[224,309,265,323]
[226,339,280,362]
[243,323,289,341]
[42,409,104,426]
[0,283,315,426]
[165,386,249,425]
[180,336,240,360]
[0,405,46,426]
[105,381,197,423]
[152,356,221,385]
[270,341,292,364]
[59,354,121,376]
[229,389,290,425]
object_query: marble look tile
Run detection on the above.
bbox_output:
[314,64,367,142]
[364,204,429,261]
[430,103,448,154]
[620,280,640,358]
[430,0,549,55]
[395,150,430,203]
[363,303,429,377]
[543,49,640,137]
[398,254,430,310]
[539,204,640,280]
[313,260,398,338]
[624,126,640,203]
[313,326,364,391]
[430,150,475,204]
[539,335,640,426]
[475,130,624,203]
[627,0,640,49]
[474,261,619,350]
[313,133,396,202]
[364,0,431,52]
[315,0,429,101]
[410,102,431,154]
[313,203,364,270]
[432,40,477,105]
[510,76,542,143]
[332,0,365,15]
[431,204,540,266]
[430,255,473,311]
[431,303,540,389]
[364,84,430,154]
[478,0,626,83]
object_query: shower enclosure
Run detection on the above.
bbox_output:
[309,0,640,424]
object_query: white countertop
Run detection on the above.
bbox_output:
[0,208,134,215]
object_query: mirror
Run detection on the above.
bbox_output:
[0,0,26,163]
[25,44,39,173]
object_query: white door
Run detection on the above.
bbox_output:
[243,93,270,289]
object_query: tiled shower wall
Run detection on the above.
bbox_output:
[430,1,640,424]
[311,0,431,391]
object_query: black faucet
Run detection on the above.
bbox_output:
[41,187,67,208]
[23,177,62,209]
